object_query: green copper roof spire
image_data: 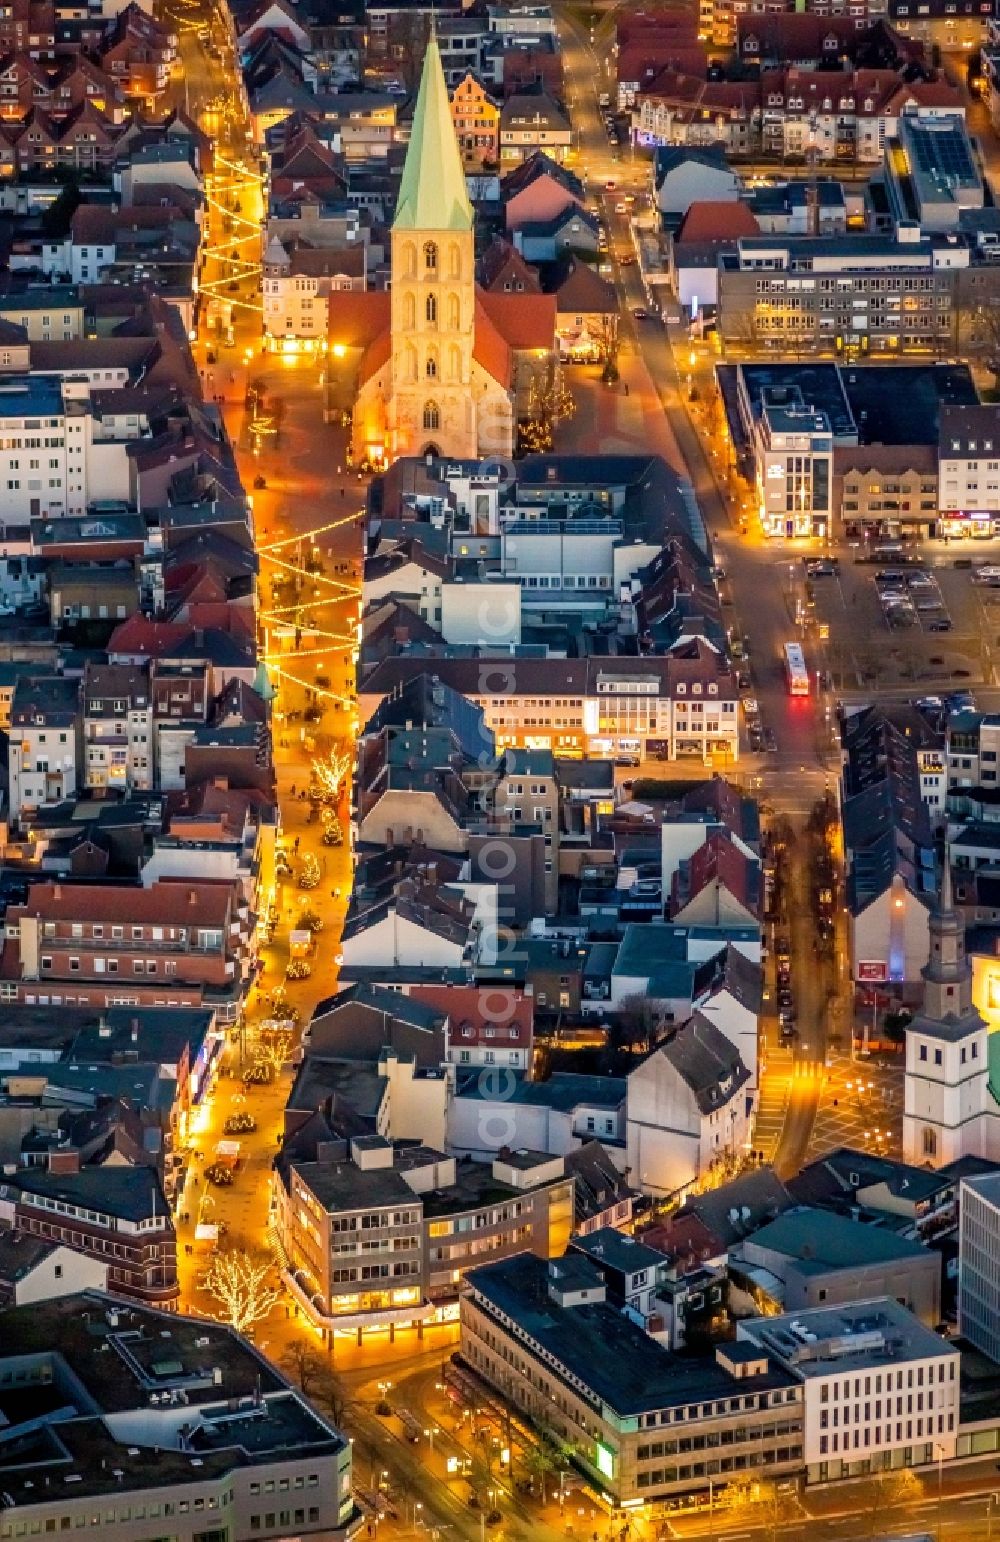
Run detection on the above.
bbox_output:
[393,29,473,232]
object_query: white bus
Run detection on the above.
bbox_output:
[783,641,809,697]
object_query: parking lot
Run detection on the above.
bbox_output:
[874,563,951,633]
[802,549,999,692]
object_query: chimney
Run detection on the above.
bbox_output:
[53,883,62,901]
[48,1148,80,1176]
[189,889,198,905]
[213,777,230,791]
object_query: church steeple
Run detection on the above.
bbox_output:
[394,31,473,233]
[920,849,974,1021]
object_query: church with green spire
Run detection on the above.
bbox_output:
[329,32,556,466]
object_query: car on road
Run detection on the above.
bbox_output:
[605,179,616,190]
[743,698,759,717]
[615,201,628,212]
[631,307,651,320]
[763,727,777,751]
[780,1022,799,1041]
[620,254,637,265]
[748,728,763,752]
[778,990,794,1009]
[928,619,952,632]
[776,936,791,962]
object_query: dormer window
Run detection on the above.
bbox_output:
[693,682,703,695]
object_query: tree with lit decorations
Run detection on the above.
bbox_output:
[200,1246,280,1335]
[517,365,576,455]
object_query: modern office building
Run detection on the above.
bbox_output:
[739,1298,959,1483]
[276,1136,574,1339]
[0,1291,358,1542]
[460,1252,805,1508]
[959,1172,1000,1363]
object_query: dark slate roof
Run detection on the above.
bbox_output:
[3,1164,170,1223]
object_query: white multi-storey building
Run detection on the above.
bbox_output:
[938,403,1000,539]
[8,675,82,822]
[0,375,145,523]
[740,1298,960,1483]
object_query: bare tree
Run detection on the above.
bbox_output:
[200,1246,280,1335]
[280,1342,353,1426]
[961,298,1000,388]
[596,312,620,383]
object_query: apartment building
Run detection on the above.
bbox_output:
[835,445,938,540]
[262,235,368,355]
[0,373,146,523]
[938,404,1000,538]
[0,1165,177,1303]
[946,710,1000,803]
[718,360,980,541]
[409,981,534,1071]
[277,1137,573,1337]
[359,647,740,766]
[460,1252,804,1507]
[8,674,82,821]
[83,660,153,792]
[739,1299,960,1483]
[451,71,500,167]
[0,879,252,1018]
[499,89,571,162]
[0,1291,357,1542]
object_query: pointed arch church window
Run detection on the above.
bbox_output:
[449,345,462,382]
[448,244,462,280]
[405,344,418,381]
[403,293,415,329]
[423,401,440,431]
[424,242,438,272]
[426,294,437,323]
[401,242,416,278]
[447,294,460,330]
[426,352,438,379]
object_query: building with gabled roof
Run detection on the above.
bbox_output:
[335,32,555,466]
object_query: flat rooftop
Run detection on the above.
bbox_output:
[739,1298,955,1377]
[466,1253,797,1417]
[840,362,978,447]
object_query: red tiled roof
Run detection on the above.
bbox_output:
[409,983,533,1045]
[107,616,189,657]
[472,298,512,387]
[478,289,555,352]
[676,200,761,243]
[641,1211,720,1261]
[18,879,233,926]
[358,328,391,388]
[328,289,390,351]
[680,830,758,915]
[618,42,708,84]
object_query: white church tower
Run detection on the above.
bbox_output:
[903,861,990,1166]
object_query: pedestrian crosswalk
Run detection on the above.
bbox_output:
[754,1047,793,1160]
